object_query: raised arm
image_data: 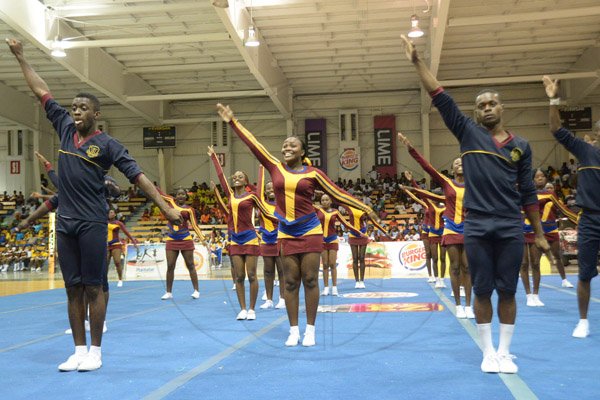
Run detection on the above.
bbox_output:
[257,165,266,201]
[542,76,562,133]
[6,39,50,100]
[136,174,181,225]
[331,209,367,238]
[216,103,279,170]
[251,194,278,223]
[550,193,578,224]
[402,187,427,209]
[208,146,232,197]
[17,198,55,231]
[398,132,447,186]
[117,220,138,245]
[399,35,441,93]
[211,181,229,216]
[314,170,377,221]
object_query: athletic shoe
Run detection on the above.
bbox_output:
[117,280,123,288]
[274,280,280,286]
[191,290,200,299]
[572,319,590,338]
[434,278,444,289]
[231,284,236,291]
[331,287,339,296]
[103,322,107,333]
[246,310,256,320]
[460,286,466,297]
[161,292,173,300]
[497,353,518,374]
[464,306,475,319]
[285,327,300,347]
[321,287,329,296]
[532,294,544,307]
[562,279,574,288]
[480,353,500,373]
[526,294,536,307]
[85,320,90,332]
[260,300,274,309]
[354,281,360,289]
[77,353,102,372]
[236,309,248,320]
[455,305,467,319]
[427,276,436,283]
[65,328,72,335]
[261,290,268,301]
[359,281,366,289]
[275,298,286,309]
[58,353,88,372]
[302,331,316,347]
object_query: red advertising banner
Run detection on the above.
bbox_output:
[374,115,397,179]
[10,160,20,174]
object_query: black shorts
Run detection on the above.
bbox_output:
[577,212,600,281]
[464,212,524,295]
[57,217,108,288]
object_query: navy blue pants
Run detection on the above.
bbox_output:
[57,217,108,288]
[464,212,524,296]
[577,212,600,281]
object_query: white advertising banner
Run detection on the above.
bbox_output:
[124,243,210,281]
[335,240,428,279]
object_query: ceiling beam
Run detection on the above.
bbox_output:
[566,48,600,105]
[53,2,211,18]
[213,2,292,118]
[440,71,599,87]
[126,90,267,101]
[429,0,451,77]
[162,113,284,125]
[448,6,600,27]
[125,61,248,74]
[63,33,229,49]
[442,40,597,57]
[0,0,165,124]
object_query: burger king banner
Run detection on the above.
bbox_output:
[338,147,361,181]
[335,241,428,278]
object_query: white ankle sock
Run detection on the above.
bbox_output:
[89,345,102,357]
[476,323,494,356]
[305,324,315,335]
[75,345,88,356]
[498,323,515,355]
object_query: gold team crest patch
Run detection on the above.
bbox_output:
[510,147,522,162]
[86,145,100,158]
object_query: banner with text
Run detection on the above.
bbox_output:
[305,119,327,172]
[374,115,397,179]
[124,243,210,281]
[338,147,361,181]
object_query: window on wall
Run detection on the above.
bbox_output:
[339,114,346,141]
[7,130,12,156]
[222,121,228,146]
[211,121,218,146]
[17,130,23,155]
[350,114,357,141]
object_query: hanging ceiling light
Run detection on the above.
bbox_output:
[51,36,66,58]
[244,25,260,47]
[407,14,424,38]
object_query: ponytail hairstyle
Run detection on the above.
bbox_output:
[295,136,312,166]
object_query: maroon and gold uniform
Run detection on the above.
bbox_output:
[107,219,136,250]
[523,190,578,244]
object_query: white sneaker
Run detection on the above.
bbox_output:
[231,284,236,291]
[354,281,360,289]
[117,280,123,287]
[302,331,316,347]
[427,276,436,283]
[497,353,518,374]
[526,294,536,307]
[85,320,90,332]
[532,294,544,307]
[481,353,500,373]
[261,290,268,301]
[562,279,574,288]
[331,287,339,296]
[161,292,173,300]
[246,310,256,320]
[103,322,107,333]
[275,298,286,309]
[572,319,590,338]
[439,279,447,288]
[77,352,102,372]
[460,286,466,297]
[236,309,248,320]
[321,287,329,296]
[65,328,72,335]
[59,353,88,372]
[285,327,300,347]
[274,280,280,286]
[191,290,200,299]
[455,305,467,319]
[434,278,444,289]
[260,300,273,309]
[359,281,366,289]
[465,306,475,319]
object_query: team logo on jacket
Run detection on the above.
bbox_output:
[339,148,359,171]
[86,145,100,158]
[510,147,522,162]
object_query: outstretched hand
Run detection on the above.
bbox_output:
[397,132,411,147]
[216,103,234,122]
[403,170,413,181]
[542,75,559,99]
[34,151,49,166]
[5,38,23,58]
[207,145,215,157]
[400,35,418,63]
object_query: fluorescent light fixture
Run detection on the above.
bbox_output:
[407,14,424,38]
[244,26,260,47]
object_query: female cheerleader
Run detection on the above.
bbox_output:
[106,209,138,287]
[217,103,376,346]
[521,169,578,306]
[399,133,473,319]
[208,147,275,320]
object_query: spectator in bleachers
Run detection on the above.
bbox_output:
[404,227,420,241]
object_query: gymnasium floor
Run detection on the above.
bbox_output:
[0,269,598,400]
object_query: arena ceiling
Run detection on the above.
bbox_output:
[0,0,599,130]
